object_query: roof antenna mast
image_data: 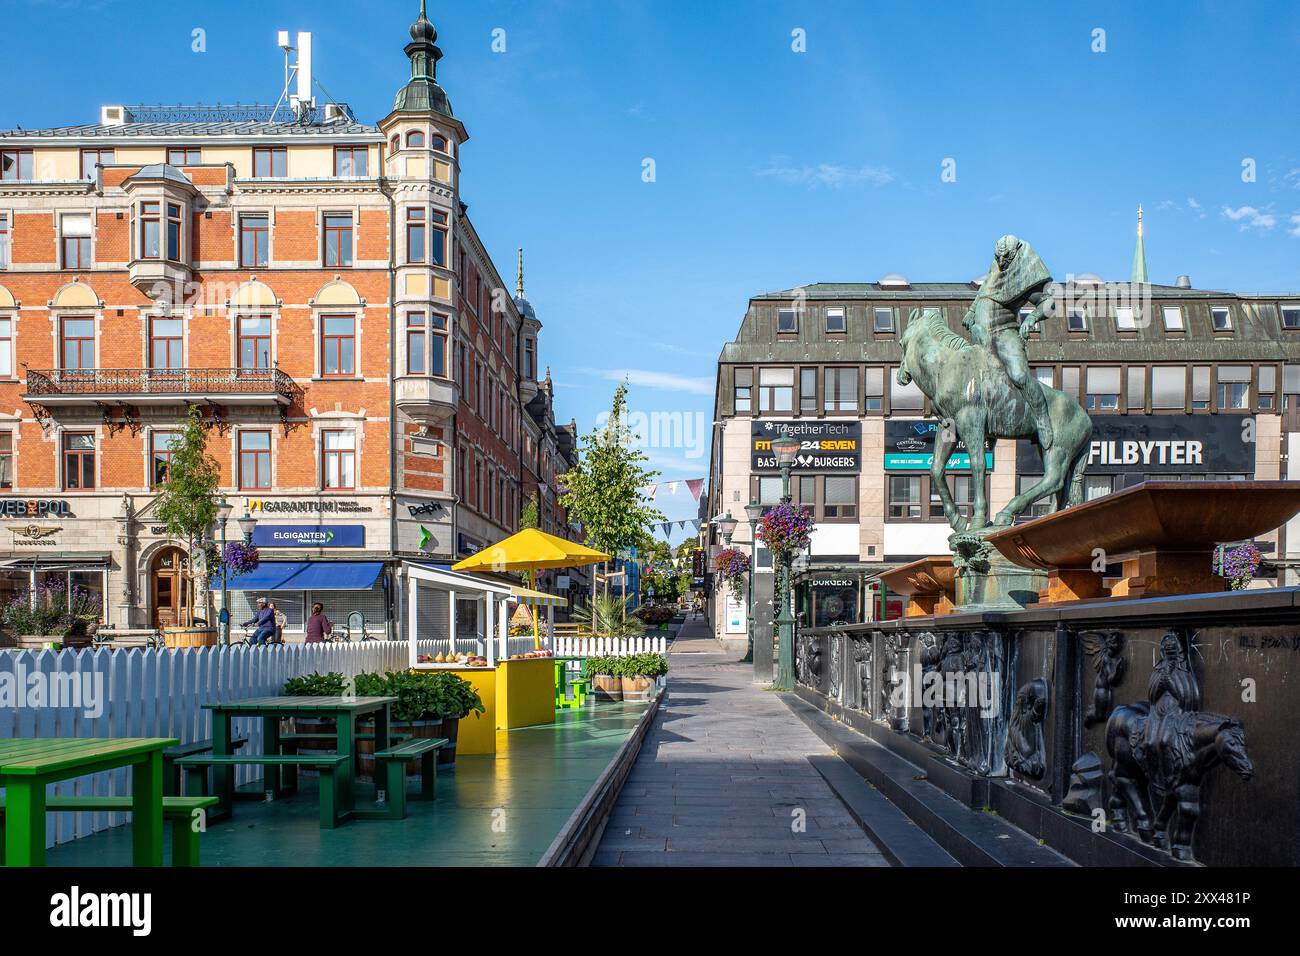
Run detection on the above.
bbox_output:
[271,30,315,123]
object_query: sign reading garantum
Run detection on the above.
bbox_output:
[0,499,72,519]
[751,421,861,472]
[246,498,374,514]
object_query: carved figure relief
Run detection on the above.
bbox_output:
[918,635,943,744]
[1005,678,1050,781]
[829,633,843,703]
[1062,752,1104,816]
[851,636,872,714]
[1105,632,1254,862]
[1082,631,1126,727]
[879,635,909,731]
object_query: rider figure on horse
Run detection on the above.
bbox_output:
[962,235,1057,449]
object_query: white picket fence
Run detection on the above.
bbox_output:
[0,640,437,850]
[552,636,668,657]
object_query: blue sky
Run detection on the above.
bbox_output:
[4,0,1299,542]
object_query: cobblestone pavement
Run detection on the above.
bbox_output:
[592,618,890,867]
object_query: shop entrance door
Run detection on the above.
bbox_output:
[151,546,190,628]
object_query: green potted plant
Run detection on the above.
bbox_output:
[282,671,349,768]
[586,654,622,701]
[354,670,485,774]
[619,652,667,702]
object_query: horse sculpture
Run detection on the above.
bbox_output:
[897,308,1093,530]
[1105,701,1253,861]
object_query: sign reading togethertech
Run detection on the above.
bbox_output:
[884,420,994,471]
[751,421,861,472]
[252,525,365,548]
[1017,415,1255,475]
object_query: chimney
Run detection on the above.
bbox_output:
[1175,275,1192,289]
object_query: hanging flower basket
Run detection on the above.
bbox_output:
[1213,542,1261,591]
[712,547,751,598]
[756,502,813,557]
[220,541,261,577]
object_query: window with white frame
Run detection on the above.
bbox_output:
[61,213,92,269]
[825,307,845,333]
[1114,307,1137,331]
[1212,307,1232,331]
[0,212,9,268]
[1162,306,1184,331]
[322,429,356,490]
[873,308,895,333]
[0,430,11,489]
[0,316,11,377]
[1281,306,1300,330]
[777,309,797,333]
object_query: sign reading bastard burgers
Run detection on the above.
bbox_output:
[1017,415,1256,475]
[752,421,861,471]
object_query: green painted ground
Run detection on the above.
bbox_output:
[41,701,648,867]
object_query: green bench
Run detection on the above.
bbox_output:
[0,794,218,867]
[278,732,411,775]
[352,738,446,821]
[162,737,248,797]
[177,754,351,828]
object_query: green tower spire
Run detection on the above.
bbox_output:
[1131,204,1148,284]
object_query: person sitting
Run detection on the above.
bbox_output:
[242,597,276,646]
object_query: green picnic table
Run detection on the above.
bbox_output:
[201,696,397,822]
[0,737,178,867]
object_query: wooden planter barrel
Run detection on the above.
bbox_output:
[619,675,654,702]
[592,674,623,701]
[163,626,219,649]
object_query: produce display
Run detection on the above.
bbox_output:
[507,649,553,660]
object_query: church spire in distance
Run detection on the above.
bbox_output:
[1131,204,1148,284]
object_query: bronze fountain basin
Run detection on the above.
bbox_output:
[878,555,958,617]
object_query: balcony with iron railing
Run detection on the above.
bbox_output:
[22,367,296,406]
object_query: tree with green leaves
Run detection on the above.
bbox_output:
[153,405,222,624]
[559,383,665,607]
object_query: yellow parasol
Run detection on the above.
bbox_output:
[451,528,609,573]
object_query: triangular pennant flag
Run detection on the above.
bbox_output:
[665,481,679,496]
[685,479,704,500]
[643,483,658,501]
[691,519,701,531]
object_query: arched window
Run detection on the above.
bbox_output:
[431,134,448,154]
[389,135,399,152]
[405,130,425,148]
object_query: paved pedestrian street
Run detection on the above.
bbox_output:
[594,618,891,866]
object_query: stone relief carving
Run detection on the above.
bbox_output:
[1082,631,1126,727]
[828,633,843,703]
[849,636,872,713]
[1105,632,1254,862]
[1062,751,1104,815]
[1005,678,1050,781]
[918,634,943,744]
[879,635,909,731]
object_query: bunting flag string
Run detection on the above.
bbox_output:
[641,478,706,502]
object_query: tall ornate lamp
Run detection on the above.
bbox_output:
[215,497,233,645]
[770,428,801,690]
[742,498,764,663]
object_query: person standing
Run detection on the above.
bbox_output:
[305,602,333,644]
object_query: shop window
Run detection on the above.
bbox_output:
[758,367,794,412]
[799,368,817,413]
[824,367,858,413]
[62,432,95,490]
[323,213,353,267]
[321,315,355,376]
[238,431,272,490]
[1216,366,1250,410]
[733,367,752,413]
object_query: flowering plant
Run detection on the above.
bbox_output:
[756,502,813,556]
[220,541,261,577]
[1213,542,1262,591]
[712,547,751,598]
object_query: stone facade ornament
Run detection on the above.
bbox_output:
[1062,752,1104,815]
[1082,631,1126,726]
[1005,678,1050,781]
[1105,632,1254,861]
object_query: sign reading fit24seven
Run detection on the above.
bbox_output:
[751,421,861,472]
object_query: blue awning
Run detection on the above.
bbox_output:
[226,561,384,592]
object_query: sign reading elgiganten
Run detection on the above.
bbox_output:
[751,421,861,472]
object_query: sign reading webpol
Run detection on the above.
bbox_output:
[751,421,861,472]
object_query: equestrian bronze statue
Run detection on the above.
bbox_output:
[897,235,1093,531]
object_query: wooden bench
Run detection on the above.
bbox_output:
[353,738,446,820]
[177,754,351,829]
[163,737,249,797]
[277,731,411,775]
[0,794,219,866]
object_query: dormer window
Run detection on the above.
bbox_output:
[406,130,425,148]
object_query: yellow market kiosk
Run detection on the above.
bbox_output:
[402,563,568,755]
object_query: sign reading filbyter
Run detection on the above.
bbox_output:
[1017,415,1255,475]
[751,421,861,472]
[251,525,365,548]
[884,420,994,472]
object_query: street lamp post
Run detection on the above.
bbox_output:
[712,511,737,644]
[215,497,233,645]
[742,499,763,664]
[770,428,801,691]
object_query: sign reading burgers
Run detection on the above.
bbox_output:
[751,421,861,472]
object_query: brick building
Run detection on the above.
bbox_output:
[0,7,572,639]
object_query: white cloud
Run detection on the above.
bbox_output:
[581,367,714,396]
[1221,205,1276,230]
[757,158,894,189]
